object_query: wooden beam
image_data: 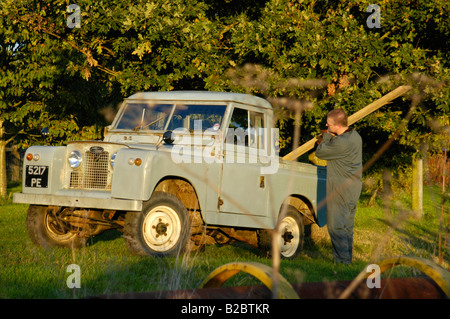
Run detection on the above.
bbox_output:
[282,85,412,161]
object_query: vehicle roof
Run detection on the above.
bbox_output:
[125,91,273,109]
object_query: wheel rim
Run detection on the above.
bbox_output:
[44,211,74,241]
[142,205,182,252]
[279,216,300,258]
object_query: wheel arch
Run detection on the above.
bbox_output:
[281,195,316,225]
[152,176,202,216]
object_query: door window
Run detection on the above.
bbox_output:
[226,107,265,150]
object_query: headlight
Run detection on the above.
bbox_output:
[68,150,82,168]
[111,152,117,168]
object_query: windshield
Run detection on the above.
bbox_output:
[116,103,172,130]
[167,104,226,131]
[115,103,227,131]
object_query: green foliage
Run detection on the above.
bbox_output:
[0,0,448,170]
[0,0,109,148]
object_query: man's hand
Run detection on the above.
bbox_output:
[316,130,328,144]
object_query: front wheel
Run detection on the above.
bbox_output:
[26,205,87,249]
[124,192,191,257]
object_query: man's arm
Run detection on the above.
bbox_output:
[315,133,347,160]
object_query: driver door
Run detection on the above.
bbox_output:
[218,106,269,218]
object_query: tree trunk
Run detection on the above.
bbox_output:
[0,119,14,198]
[10,145,20,182]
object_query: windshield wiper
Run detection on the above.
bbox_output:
[134,114,167,131]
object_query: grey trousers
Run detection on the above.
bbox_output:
[327,199,358,264]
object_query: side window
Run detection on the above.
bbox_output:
[227,107,248,146]
[228,107,247,130]
[249,111,265,150]
[226,107,265,150]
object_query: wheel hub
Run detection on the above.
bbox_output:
[153,218,169,237]
[278,216,300,258]
[282,231,294,244]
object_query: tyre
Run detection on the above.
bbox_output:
[258,205,305,259]
[124,192,191,257]
[26,205,87,249]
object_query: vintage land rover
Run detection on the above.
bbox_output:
[13,91,326,258]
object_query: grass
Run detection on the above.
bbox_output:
[0,183,448,299]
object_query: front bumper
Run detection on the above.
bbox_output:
[13,191,142,211]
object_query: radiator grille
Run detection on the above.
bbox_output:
[69,150,111,190]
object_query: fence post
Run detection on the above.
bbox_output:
[412,155,423,218]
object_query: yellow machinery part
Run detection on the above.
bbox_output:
[376,256,449,297]
[199,262,300,299]
[339,256,449,299]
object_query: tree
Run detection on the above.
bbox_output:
[221,0,449,167]
[1,0,448,197]
[0,0,232,196]
[0,0,109,197]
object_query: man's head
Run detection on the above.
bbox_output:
[326,109,348,135]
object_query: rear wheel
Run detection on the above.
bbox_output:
[26,205,87,249]
[278,207,305,258]
[258,205,305,259]
[124,192,191,257]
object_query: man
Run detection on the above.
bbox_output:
[315,109,362,264]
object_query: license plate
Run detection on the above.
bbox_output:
[25,165,49,188]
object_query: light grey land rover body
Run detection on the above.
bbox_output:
[13,91,326,258]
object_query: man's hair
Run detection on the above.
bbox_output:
[327,109,348,127]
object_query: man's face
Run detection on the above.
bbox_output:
[326,117,340,134]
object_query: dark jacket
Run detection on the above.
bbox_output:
[315,128,363,203]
